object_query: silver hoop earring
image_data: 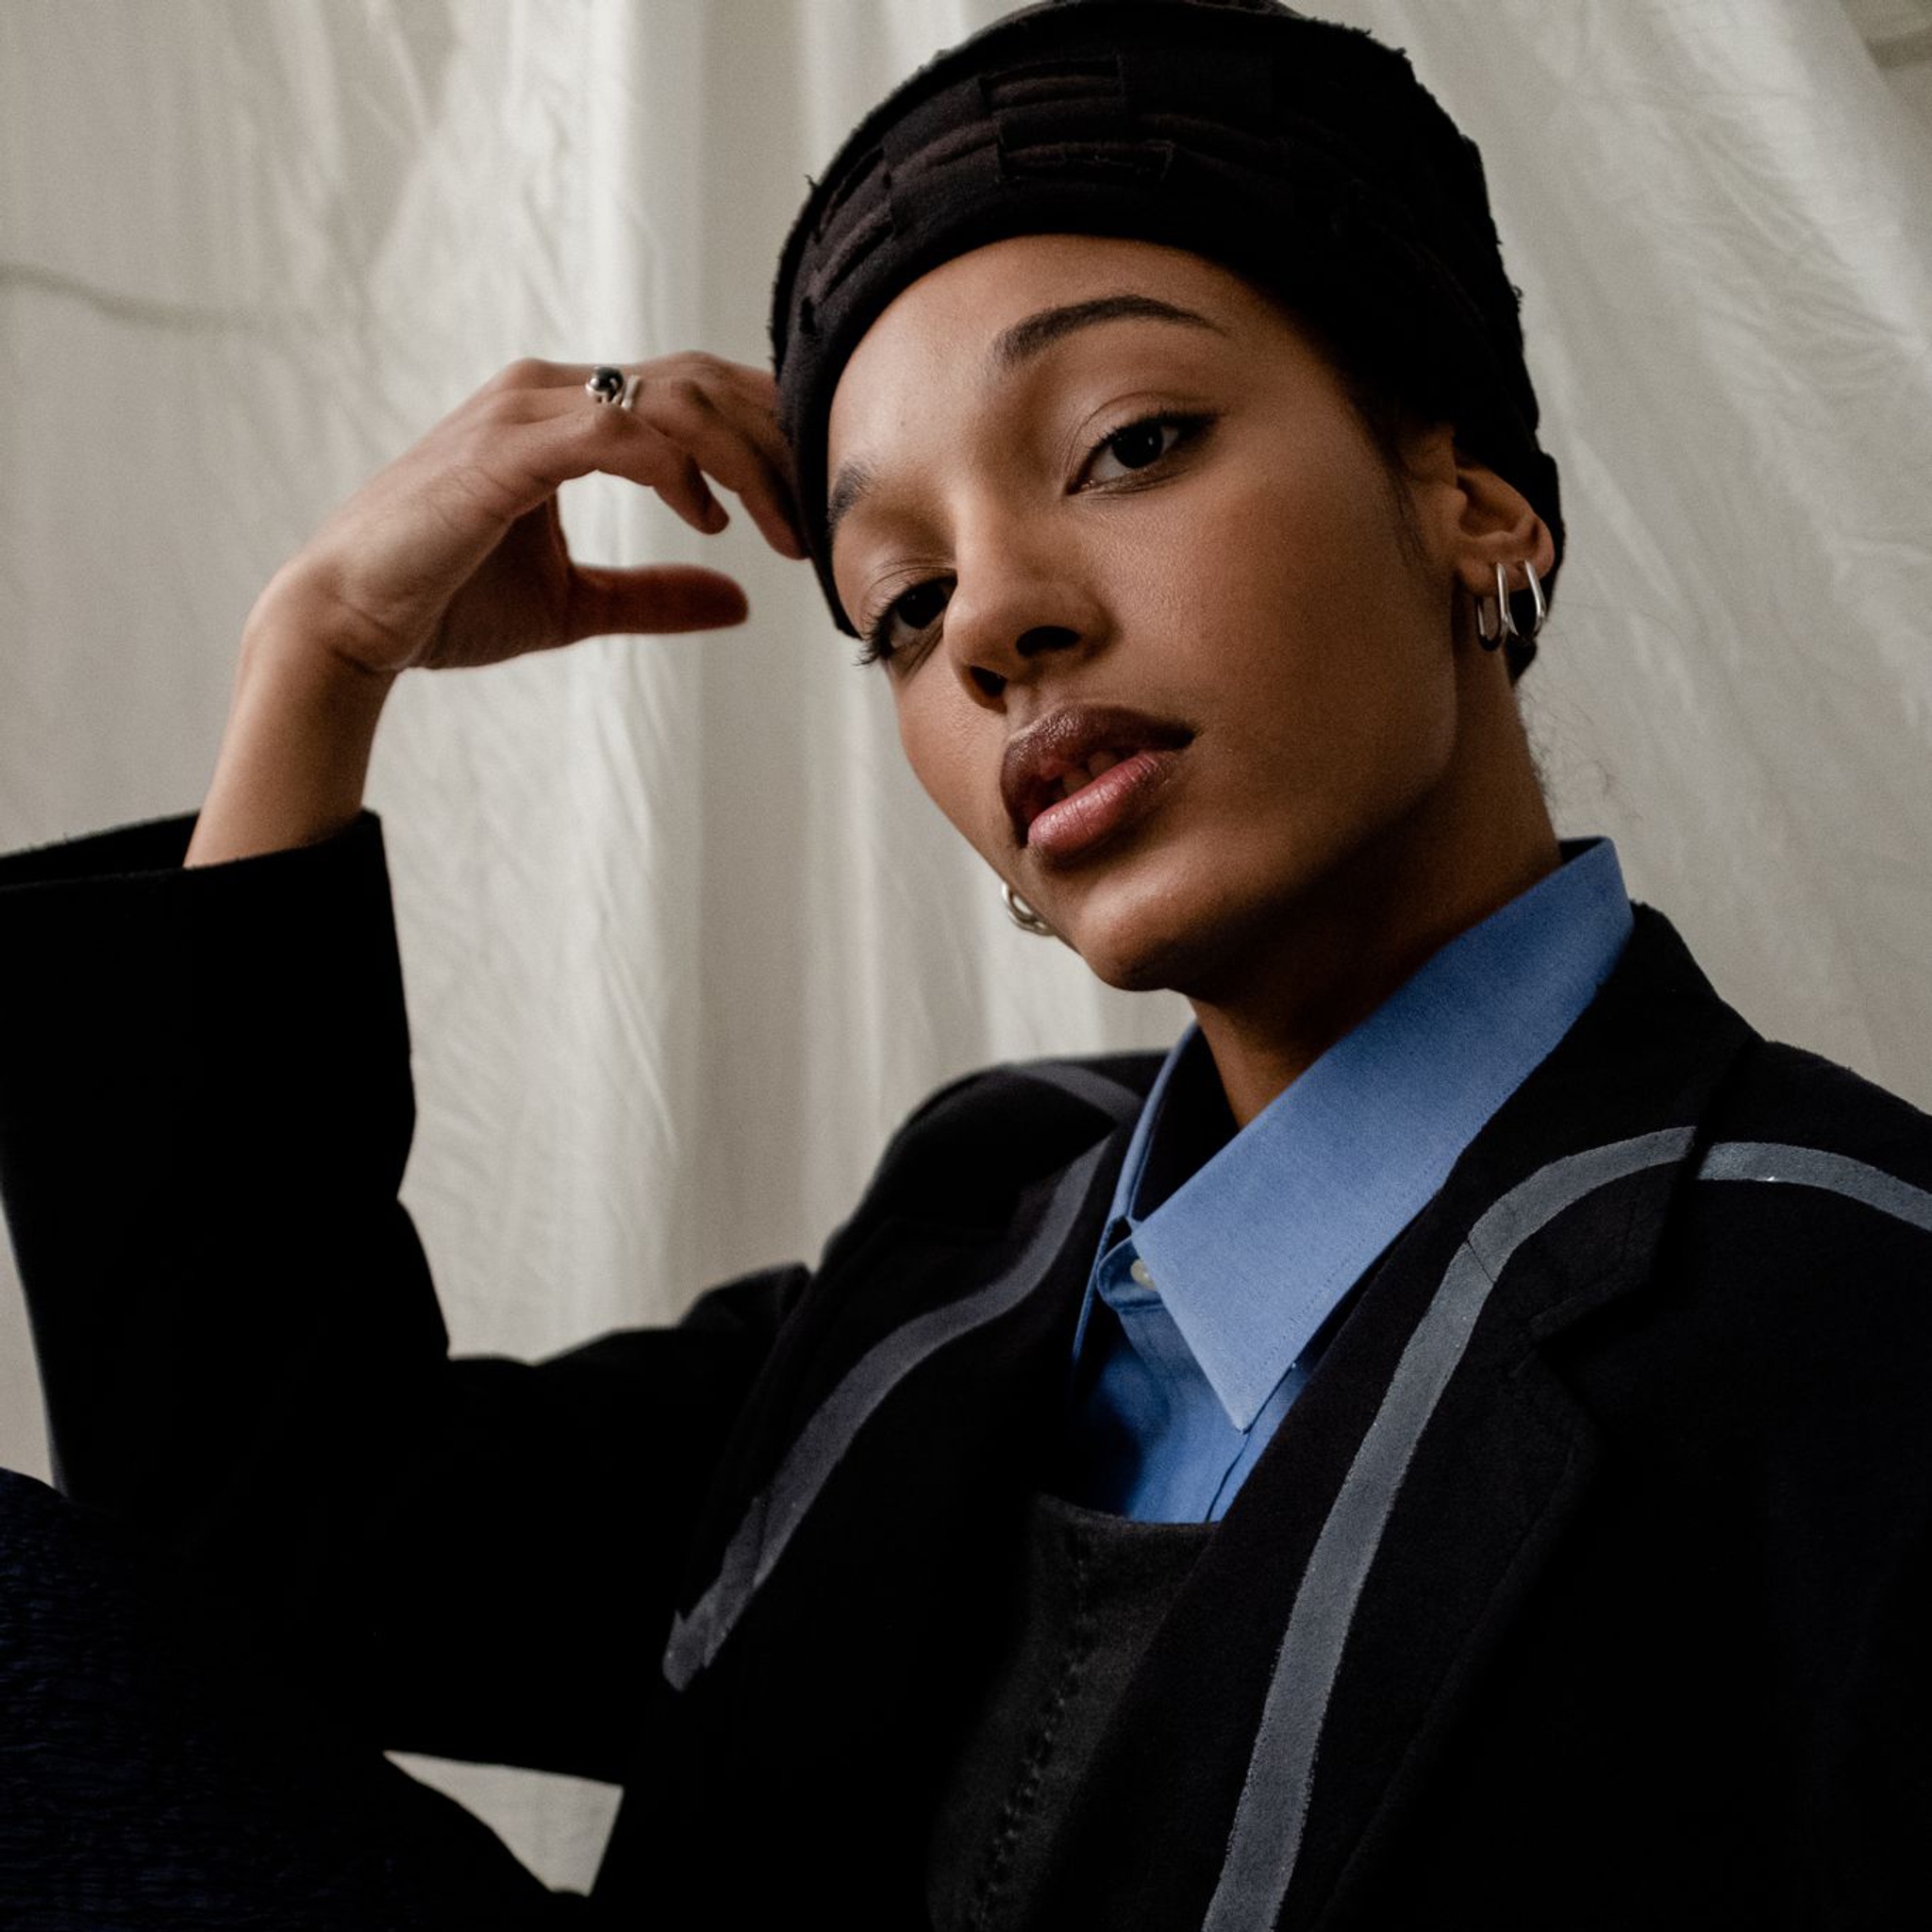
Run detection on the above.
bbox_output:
[1476,558,1547,649]
[1002,881,1056,938]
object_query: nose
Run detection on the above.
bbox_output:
[940,520,1106,707]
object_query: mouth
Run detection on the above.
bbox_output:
[1002,703,1195,854]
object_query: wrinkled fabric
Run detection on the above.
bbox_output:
[3,0,1930,1884]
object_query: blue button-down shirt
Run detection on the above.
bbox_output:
[1058,836,1635,1523]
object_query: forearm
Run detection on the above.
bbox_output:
[0,805,419,1520]
[185,591,399,869]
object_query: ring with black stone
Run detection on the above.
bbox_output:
[585,365,626,404]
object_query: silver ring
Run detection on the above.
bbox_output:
[586,365,626,405]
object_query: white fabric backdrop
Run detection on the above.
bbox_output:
[3,0,1929,1893]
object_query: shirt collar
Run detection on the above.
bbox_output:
[1074,835,1636,1429]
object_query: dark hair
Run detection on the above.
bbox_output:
[1307,314,1438,570]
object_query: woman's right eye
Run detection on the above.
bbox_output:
[858,577,952,667]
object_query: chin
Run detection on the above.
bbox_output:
[1052,874,1224,993]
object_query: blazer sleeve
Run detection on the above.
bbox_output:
[0,807,801,1786]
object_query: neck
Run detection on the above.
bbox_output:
[1187,673,1559,1130]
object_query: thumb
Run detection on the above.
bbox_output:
[565,562,750,641]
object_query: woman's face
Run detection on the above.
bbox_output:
[824,232,1530,1000]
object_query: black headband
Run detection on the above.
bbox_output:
[771,0,1564,679]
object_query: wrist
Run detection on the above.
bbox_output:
[186,608,399,869]
[238,573,405,700]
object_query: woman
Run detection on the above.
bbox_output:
[2,0,1928,1925]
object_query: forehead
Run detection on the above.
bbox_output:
[829,232,1251,421]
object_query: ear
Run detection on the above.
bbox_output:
[1442,447,1555,600]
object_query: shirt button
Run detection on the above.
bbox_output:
[1129,1257,1156,1291]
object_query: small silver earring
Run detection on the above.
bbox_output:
[1002,880,1056,938]
[1476,558,1547,649]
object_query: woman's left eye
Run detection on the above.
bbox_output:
[1081,411,1208,487]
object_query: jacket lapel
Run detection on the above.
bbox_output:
[1024,905,1764,1930]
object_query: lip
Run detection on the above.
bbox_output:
[1001,702,1195,851]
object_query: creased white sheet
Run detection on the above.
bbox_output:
[3,0,1928,1892]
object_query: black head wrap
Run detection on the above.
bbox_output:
[771,0,1563,680]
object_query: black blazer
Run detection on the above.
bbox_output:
[2,805,1929,1931]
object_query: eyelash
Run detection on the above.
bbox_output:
[853,409,1211,668]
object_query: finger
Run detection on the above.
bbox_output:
[472,356,643,398]
[464,355,801,545]
[625,375,807,559]
[716,377,807,549]
[475,352,778,409]
[563,561,750,641]
[508,369,807,558]
[691,361,800,525]
[470,407,738,538]
[443,358,615,437]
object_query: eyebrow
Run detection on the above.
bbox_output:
[824,292,1228,555]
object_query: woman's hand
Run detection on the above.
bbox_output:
[185,354,807,868]
[253,353,808,677]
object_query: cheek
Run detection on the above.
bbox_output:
[1126,424,1392,650]
[1135,455,1375,709]
[893,688,1003,858]
[1144,444,1452,808]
